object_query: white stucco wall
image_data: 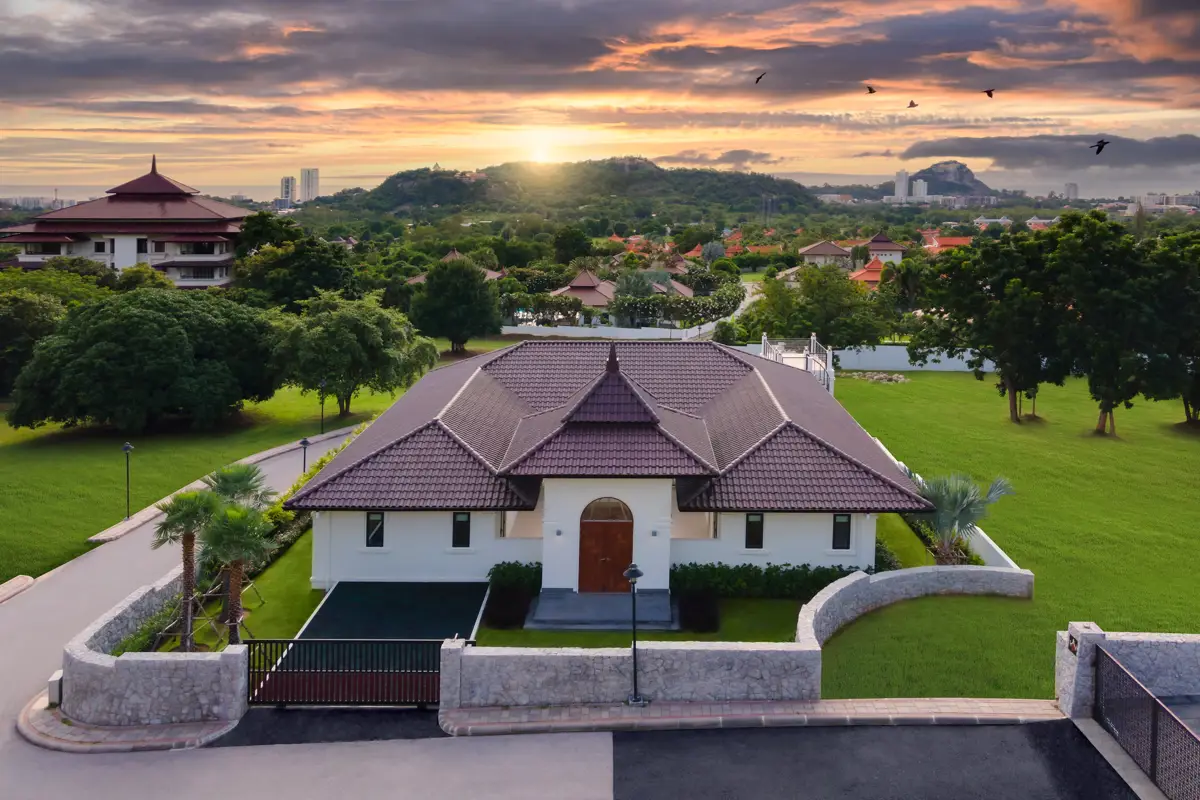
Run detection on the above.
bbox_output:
[671,505,713,540]
[111,235,150,269]
[836,345,997,373]
[871,251,903,264]
[311,509,542,589]
[505,489,544,539]
[540,478,674,592]
[671,513,876,570]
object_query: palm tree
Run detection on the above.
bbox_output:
[153,491,220,652]
[203,463,277,511]
[200,505,275,645]
[908,471,1014,564]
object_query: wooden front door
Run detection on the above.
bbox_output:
[578,521,634,593]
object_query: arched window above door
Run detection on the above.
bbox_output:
[581,497,633,522]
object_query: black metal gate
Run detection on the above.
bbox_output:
[1094,646,1200,800]
[246,639,442,706]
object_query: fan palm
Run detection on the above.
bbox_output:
[199,505,276,645]
[203,463,277,511]
[153,491,220,652]
[908,472,1014,564]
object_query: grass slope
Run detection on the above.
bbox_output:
[477,599,799,647]
[823,373,1200,699]
[0,388,395,584]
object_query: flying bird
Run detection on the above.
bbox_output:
[1090,139,1111,155]
[907,100,918,108]
[866,85,877,94]
[982,89,995,98]
[755,72,766,84]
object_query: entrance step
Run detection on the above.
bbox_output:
[525,589,680,631]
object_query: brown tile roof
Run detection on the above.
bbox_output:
[287,341,928,513]
[107,158,198,195]
[549,280,616,307]
[406,266,503,285]
[867,232,907,251]
[798,240,851,257]
[19,195,249,222]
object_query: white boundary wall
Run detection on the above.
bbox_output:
[501,319,725,340]
[60,566,248,726]
[836,345,995,372]
[869,436,1020,569]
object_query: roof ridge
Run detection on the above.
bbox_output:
[782,422,927,503]
[436,366,483,420]
[287,419,437,504]
[653,420,718,474]
[499,406,569,472]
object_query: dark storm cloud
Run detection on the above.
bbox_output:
[901,134,1200,169]
[655,149,781,168]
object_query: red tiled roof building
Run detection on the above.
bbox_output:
[0,157,249,287]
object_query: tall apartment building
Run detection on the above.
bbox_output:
[912,179,928,198]
[894,169,910,200]
[300,168,320,202]
[280,176,297,205]
[1064,182,1079,201]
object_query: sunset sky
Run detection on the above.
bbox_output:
[1,0,1198,197]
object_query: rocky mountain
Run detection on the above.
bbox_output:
[910,161,993,196]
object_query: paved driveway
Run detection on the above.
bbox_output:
[613,722,1137,800]
[301,581,487,640]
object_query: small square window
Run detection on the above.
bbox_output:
[366,512,385,548]
[452,512,471,548]
[832,514,852,551]
[136,238,148,254]
[745,513,764,549]
[153,241,166,253]
[93,240,106,254]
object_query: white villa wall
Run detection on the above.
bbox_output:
[311,509,541,589]
[111,235,144,270]
[836,345,996,373]
[671,513,876,571]
[872,251,903,264]
[670,506,712,539]
[540,478,674,591]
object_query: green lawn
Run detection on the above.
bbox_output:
[476,598,799,647]
[823,373,1200,699]
[0,388,397,584]
[876,513,935,568]
[741,271,768,283]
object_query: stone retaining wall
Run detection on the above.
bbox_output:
[61,566,248,726]
[440,639,821,709]
[1056,622,1200,717]
[796,566,1035,647]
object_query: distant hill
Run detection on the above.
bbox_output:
[318,157,817,219]
[910,161,993,196]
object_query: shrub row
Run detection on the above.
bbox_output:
[669,562,861,601]
[899,513,985,566]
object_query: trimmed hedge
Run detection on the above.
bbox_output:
[874,538,902,572]
[484,562,542,630]
[669,562,861,601]
[488,561,542,595]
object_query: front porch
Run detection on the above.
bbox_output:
[525,588,678,631]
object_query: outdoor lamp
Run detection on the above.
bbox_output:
[300,437,311,472]
[121,442,135,520]
[623,563,646,706]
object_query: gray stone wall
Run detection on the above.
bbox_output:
[796,566,1035,647]
[61,566,249,726]
[441,640,821,709]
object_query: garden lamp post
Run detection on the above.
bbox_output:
[121,442,134,520]
[300,437,311,472]
[319,380,327,435]
[623,563,646,706]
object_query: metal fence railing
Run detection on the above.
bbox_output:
[1094,646,1200,800]
[247,639,443,707]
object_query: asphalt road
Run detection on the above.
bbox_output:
[613,722,1137,800]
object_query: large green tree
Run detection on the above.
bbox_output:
[115,265,175,291]
[275,291,437,415]
[553,225,592,263]
[234,236,359,310]
[410,259,502,353]
[910,230,1072,423]
[7,289,281,432]
[43,255,118,289]
[0,267,110,306]
[0,289,64,396]
[235,210,304,258]
[793,264,889,349]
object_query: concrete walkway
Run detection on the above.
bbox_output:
[0,432,351,789]
[441,698,1064,736]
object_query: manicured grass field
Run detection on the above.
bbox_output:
[476,598,800,647]
[0,388,396,584]
[823,373,1200,699]
[876,513,935,568]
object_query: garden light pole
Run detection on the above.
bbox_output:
[122,442,134,520]
[623,563,646,706]
[300,437,311,472]
[319,380,327,435]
